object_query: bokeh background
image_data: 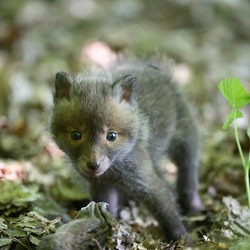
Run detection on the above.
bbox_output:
[1,0,250,127]
[0,0,250,248]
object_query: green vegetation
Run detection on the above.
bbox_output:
[1,0,250,249]
[218,78,250,207]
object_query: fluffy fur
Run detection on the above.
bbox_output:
[49,61,203,242]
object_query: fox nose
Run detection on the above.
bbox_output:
[86,161,100,170]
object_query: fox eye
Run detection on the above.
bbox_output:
[106,131,117,142]
[71,131,82,141]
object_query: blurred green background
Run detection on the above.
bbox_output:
[0,1,250,248]
[1,0,249,128]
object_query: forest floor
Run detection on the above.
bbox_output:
[0,0,250,249]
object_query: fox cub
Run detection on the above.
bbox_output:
[50,62,203,242]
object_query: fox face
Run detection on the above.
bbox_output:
[50,72,140,177]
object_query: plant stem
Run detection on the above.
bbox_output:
[233,109,250,207]
[244,168,250,208]
[248,150,250,168]
[234,115,246,167]
[247,150,250,208]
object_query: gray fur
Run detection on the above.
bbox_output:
[50,61,203,242]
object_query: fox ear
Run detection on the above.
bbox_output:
[54,72,72,101]
[112,74,137,104]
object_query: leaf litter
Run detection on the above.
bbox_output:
[1,0,250,249]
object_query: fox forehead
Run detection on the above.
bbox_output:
[52,72,138,136]
[70,79,131,123]
[77,80,112,99]
[78,97,134,130]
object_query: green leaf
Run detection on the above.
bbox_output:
[222,109,243,130]
[11,211,60,236]
[29,235,41,246]
[6,229,27,237]
[247,128,250,139]
[0,180,39,207]
[0,218,8,230]
[218,78,250,108]
[0,238,12,247]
